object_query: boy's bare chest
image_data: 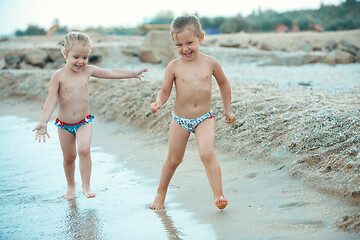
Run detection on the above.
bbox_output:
[60,77,89,94]
[175,70,212,85]
[176,61,212,80]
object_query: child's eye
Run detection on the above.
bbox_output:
[74,56,79,59]
[188,41,193,44]
[176,44,182,47]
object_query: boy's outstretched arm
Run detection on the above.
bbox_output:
[150,63,175,114]
[90,66,148,82]
[32,73,60,142]
[212,59,236,125]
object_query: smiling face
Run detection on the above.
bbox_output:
[172,28,204,61]
[63,43,91,72]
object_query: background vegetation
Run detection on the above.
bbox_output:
[14,0,359,36]
[200,0,359,33]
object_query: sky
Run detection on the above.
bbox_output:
[0,0,344,36]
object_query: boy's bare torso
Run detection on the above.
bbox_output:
[172,53,214,119]
[56,66,91,123]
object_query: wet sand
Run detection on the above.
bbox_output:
[0,113,215,240]
[0,101,358,240]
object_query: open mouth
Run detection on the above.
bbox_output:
[75,64,83,70]
[183,51,192,57]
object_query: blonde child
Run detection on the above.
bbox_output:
[150,15,236,210]
[32,32,148,199]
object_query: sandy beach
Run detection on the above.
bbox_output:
[0,30,359,238]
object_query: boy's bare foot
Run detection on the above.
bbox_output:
[82,187,96,198]
[215,196,228,210]
[150,193,166,210]
[64,187,75,199]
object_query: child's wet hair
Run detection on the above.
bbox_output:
[61,31,92,52]
[170,15,205,40]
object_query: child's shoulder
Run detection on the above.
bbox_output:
[168,56,181,65]
[200,53,221,69]
[202,53,218,64]
[84,64,101,75]
[48,68,64,84]
[51,67,65,79]
[165,57,182,70]
[84,64,96,71]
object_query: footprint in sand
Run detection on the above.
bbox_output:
[278,201,309,209]
[246,172,258,179]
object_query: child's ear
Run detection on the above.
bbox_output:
[62,49,67,59]
[199,34,205,44]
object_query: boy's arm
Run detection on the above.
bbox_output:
[212,59,236,125]
[150,63,175,114]
[32,73,60,141]
[89,65,148,82]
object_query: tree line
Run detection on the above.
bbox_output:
[199,0,359,33]
[14,0,359,36]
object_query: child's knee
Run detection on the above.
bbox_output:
[166,157,182,168]
[199,150,215,162]
[77,146,90,158]
[63,153,77,163]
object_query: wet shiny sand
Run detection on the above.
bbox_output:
[0,116,214,240]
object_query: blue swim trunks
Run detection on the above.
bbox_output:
[171,111,214,133]
[55,114,94,135]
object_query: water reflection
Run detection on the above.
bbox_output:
[155,210,182,240]
[0,115,216,240]
[64,199,103,240]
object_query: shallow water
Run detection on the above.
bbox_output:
[0,116,215,240]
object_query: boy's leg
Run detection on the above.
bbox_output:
[151,119,190,210]
[58,129,77,199]
[76,123,95,198]
[195,118,228,209]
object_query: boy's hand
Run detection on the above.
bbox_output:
[150,102,161,114]
[32,123,50,142]
[136,68,149,83]
[225,111,236,125]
